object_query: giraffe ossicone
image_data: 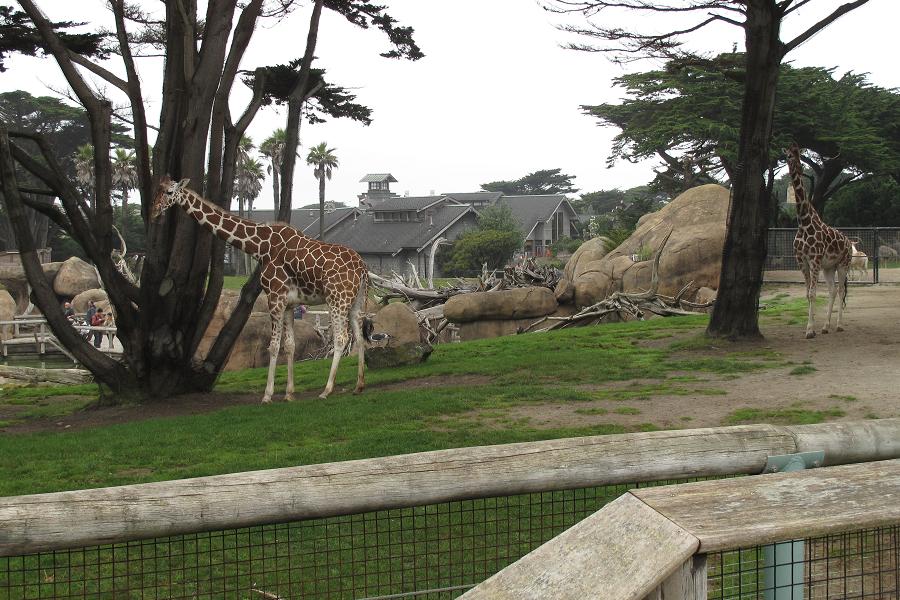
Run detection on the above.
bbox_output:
[786,143,852,339]
[152,176,370,402]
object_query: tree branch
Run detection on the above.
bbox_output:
[782,0,872,56]
[66,50,129,93]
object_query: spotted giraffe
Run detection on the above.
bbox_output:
[786,143,852,339]
[151,176,369,401]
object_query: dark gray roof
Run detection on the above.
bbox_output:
[327,205,476,254]
[443,191,503,204]
[497,195,569,237]
[359,173,398,183]
[250,207,358,235]
[372,195,445,211]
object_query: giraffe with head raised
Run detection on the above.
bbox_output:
[152,176,369,402]
[786,143,852,339]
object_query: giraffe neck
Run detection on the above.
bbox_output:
[787,150,817,228]
[178,190,267,258]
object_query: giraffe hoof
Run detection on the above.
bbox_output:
[284,394,294,402]
[805,331,816,339]
[353,386,365,395]
[821,328,829,334]
[836,326,844,332]
[261,396,273,404]
[318,392,330,400]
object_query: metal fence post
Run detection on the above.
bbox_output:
[761,452,824,600]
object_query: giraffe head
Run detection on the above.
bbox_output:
[785,142,801,163]
[151,176,191,220]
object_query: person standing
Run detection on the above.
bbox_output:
[91,307,105,348]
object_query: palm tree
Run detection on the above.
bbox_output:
[111,147,138,230]
[234,135,255,217]
[235,157,265,218]
[233,155,265,274]
[73,144,94,210]
[260,129,286,214]
[306,142,339,240]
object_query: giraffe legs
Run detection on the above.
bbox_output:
[801,262,819,339]
[834,266,848,333]
[821,267,837,334]
[320,312,350,400]
[349,281,367,394]
[262,307,285,404]
[282,309,296,401]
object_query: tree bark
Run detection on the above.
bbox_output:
[707,0,782,340]
[318,170,326,240]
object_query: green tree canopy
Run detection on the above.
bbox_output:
[475,204,521,233]
[438,230,522,277]
[584,53,900,212]
[0,5,108,72]
[482,168,578,196]
[437,205,524,277]
[824,176,900,227]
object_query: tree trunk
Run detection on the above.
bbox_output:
[318,170,326,240]
[707,0,782,340]
[121,185,128,232]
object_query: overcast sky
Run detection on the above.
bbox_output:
[3,1,898,209]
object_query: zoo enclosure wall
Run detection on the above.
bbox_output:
[765,227,900,283]
[1,419,899,599]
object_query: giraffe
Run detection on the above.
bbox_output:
[786,143,852,339]
[151,176,369,402]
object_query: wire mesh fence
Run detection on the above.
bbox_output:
[2,483,897,599]
[765,227,900,284]
[0,479,702,600]
[708,525,900,599]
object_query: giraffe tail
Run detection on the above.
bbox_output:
[842,272,849,308]
[362,316,375,342]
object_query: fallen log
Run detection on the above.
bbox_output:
[0,365,94,386]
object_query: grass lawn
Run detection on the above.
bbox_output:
[0,296,821,498]
[0,294,865,599]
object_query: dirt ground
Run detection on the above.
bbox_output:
[3,284,899,434]
[504,283,900,431]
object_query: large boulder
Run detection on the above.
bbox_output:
[563,236,612,281]
[371,302,421,344]
[218,314,324,371]
[366,342,433,369]
[572,184,730,307]
[53,257,100,297]
[0,261,62,313]
[194,290,322,371]
[457,304,581,341]
[444,287,557,323]
[71,289,108,314]
[0,290,15,341]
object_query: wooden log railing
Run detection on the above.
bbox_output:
[0,317,118,359]
[1,418,899,557]
[460,457,900,600]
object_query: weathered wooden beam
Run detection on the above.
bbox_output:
[643,555,707,600]
[788,420,900,466]
[1,420,899,556]
[0,424,795,555]
[633,458,900,552]
[0,364,92,385]
[459,494,699,600]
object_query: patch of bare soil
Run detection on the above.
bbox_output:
[479,285,900,431]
